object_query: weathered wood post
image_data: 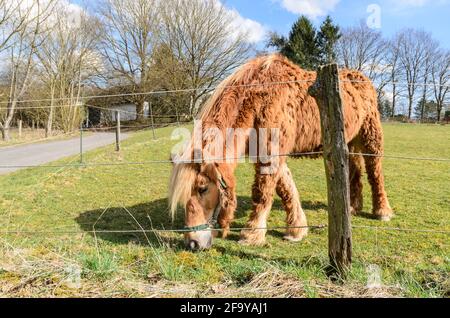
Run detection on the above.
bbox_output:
[149,101,156,140]
[80,121,84,164]
[18,119,22,138]
[115,110,121,152]
[309,63,352,278]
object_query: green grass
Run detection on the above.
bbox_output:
[0,123,449,297]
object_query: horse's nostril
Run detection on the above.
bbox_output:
[188,240,199,250]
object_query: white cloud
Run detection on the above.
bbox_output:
[277,0,341,19]
[212,0,267,44]
[228,8,267,44]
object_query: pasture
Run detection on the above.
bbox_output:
[0,123,448,297]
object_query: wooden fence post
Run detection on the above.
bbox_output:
[116,110,121,152]
[149,101,156,140]
[18,119,22,138]
[310,63,352,278]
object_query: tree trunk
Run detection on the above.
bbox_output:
[1,126,10,141]
[136,99,145,121]
[391,83,396,118]
[420,77,428,121]
[408,97,413,119]
[437,103,442,122]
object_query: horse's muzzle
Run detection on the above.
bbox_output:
[185,232,212,251]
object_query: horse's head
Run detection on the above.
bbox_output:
[169,162,235,251]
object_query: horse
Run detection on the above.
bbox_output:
[168,54,393,250]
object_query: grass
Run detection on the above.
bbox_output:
[0,123,448,297]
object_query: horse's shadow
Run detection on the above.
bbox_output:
[75,196,328,247]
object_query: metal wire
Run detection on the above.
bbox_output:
[1,151,450,170]
[0,79,449,108]
[0,224,448,236]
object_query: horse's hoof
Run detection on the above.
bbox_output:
[238,238,266,246]
[377,214,392,222]
[350,206,361,216]
[373,208,393,222]
[283,235,304,242]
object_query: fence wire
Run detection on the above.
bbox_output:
[0,151,449,170]
[0,78,449,109]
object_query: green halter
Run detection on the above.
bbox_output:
[183,177,227,233]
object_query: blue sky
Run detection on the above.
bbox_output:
[224,0,450,48]
[72,0,450,48]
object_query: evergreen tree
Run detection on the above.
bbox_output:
[317,16,341,64]
[267,16,319,70]
[414,98,437,120]
[267,16,341,70]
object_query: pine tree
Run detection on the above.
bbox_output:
[267,16,341,70]
[267,16,319,70]
[317,16,341,64]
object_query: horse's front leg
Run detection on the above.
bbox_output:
[276,163,308,242]
[239,165,278,246]
[216,191,237,239]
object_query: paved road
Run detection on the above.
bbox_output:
[0,133,129,175]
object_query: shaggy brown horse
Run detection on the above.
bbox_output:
[169,54,393,250]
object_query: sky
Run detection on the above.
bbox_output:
[223,0,450,48]
[71,0,450,49]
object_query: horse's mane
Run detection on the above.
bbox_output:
[168,54,290,218]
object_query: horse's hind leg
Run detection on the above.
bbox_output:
[275,163,308,242]
[360,117,393,221]
[349,142,364,216]
[239,164,278,246]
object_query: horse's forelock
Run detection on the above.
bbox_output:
[168,163,198,220]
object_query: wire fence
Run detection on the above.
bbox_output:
[0,78,449,109]
[0,79,448,260]
[0,151,449,170]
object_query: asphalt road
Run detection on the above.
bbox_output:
[0,133,129,175]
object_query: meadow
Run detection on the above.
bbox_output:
[0,123,448,297]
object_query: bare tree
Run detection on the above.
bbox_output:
[384,38,399,117]
[159,0,253,116]
[431,50,450,122]
[0,0,55,141]
[98,0,161,121]
[34,2,101,135]
[336,22,389,100]
[395,29,434,119]
[0,0,35,52]
[418,38,439,121]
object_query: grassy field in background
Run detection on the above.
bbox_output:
[0,123,448,297]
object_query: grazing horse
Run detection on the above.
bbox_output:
[168,54,393,250]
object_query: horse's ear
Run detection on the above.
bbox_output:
[214,163,235,190]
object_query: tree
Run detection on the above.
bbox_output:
[98,0,161,121]
[267,16,319,70]
[395,29,434,119]
[317,16,341,65]
[159,0,252,116]
[386,37,403,117]
[431,50,450,122]
[34,3,101,134]
[336,22,389,100]
[414,98,437,121]
[0,0,55,141]
[378,94,393,119]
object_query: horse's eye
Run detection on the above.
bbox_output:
[198,187,208,195]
